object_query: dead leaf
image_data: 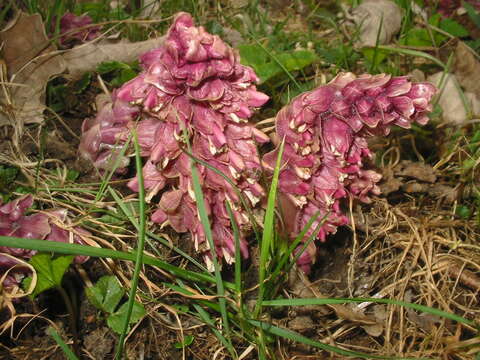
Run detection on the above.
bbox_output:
[223,27,244,47]
[362,323,384,337]
[291,270,378,326]
[403,290,441,332]
[362,305,388,337]
[288,316,315,332]
[63,36,165,80]
[0,11,165,131]
[380,178,402,195]
[454,41,480,98]
[441,261,480,291]
[402,181,430,193]
[409,69,426,82]
[428,72,480,125]
[0,12,66,126]
[351,0,403,47]
[427,184,457,203]
[396,160,437,183]
[379,167,403,196]
[139,0,162,18]
[84,327,114,360]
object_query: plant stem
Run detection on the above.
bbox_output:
[57,285,80,357]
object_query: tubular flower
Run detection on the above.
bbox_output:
[79,13,269,267]
[0,195,90,289]
[59,12,100,46]
[263,72,436,273]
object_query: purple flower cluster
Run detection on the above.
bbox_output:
[79,13,269,267]
[0,195,90,289]
[59,12,100,46]
[263,73,436,273]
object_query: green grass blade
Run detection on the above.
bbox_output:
[255,138,285,317]
[47,327,79,360]
[262,298,479,329]
[194,303,236,353]
[369,14,384,73]
[108,187,208,273]
[172,280,238,356]
[190,159,235,356]
[271,210,322,278]
[182,149,260,240]
[115,130,147,360]
[251,38,301,90]
[282,215,327,275]
[94,136,132,204]
[377,45,447,69]
[225,200,242,295]
[0,235,223,286]
[248,320,429,360]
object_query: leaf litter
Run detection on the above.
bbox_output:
[0,11,165,131]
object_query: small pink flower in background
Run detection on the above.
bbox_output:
[425,0,480,17]
[79,13,269,267]
[0,195,90,289]
[59,12,100,46]
[263,72,436,273]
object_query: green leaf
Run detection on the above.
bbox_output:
[428,13,441,27]
[0,165,18,188]
[97,61,129,74]
[400,28,434,47]
[171,304,189,313]
[66,169,80,182]
[107,301,146,334]
[456,205,471,219]
[280,80,315,105]
[238,44,268,66]
[466,38,480,51]
[238,44,316,83]
[464,2,480,29]
[73,72,92,94]
[111,68,138,87]
[277,50,317,71]
[362,48,388,68]
[25,254,74,298]
[440,19,469,37]
[86,275,125,313]
[255,62,282,82]
[173,335,194,349]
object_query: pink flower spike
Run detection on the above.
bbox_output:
[79,12,269,267]
[264,72,436,273]
[0,196,92,289]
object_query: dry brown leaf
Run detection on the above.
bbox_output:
[288,316,315,332]
[362,323,384,337]
[454,41,480,98]
[396,160,437,183]
[0,12,66,126]
[139,0,162,18]
[428,72,480,125]
[351,0,403,47]
[63,36,165,80]
[442,261,480,291]
[0,11,165,130]
[291,270,378,326]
